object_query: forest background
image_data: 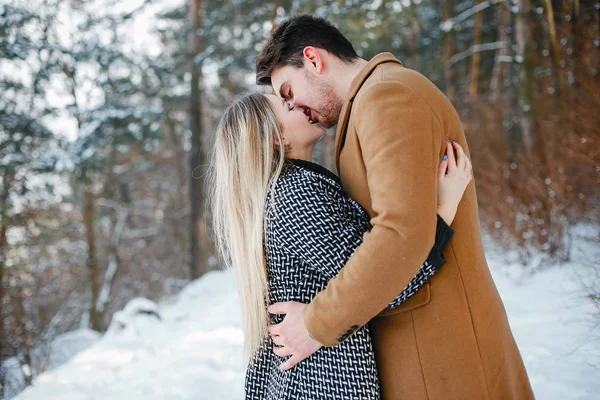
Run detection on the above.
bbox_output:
[1,0,598,397]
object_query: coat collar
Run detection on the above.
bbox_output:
[288,158,342,187]
[334,52,403,173]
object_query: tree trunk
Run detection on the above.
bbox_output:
[83,188,103,331]
[593,0,599,76]
[443,0,456,101]
[559,0,574,203]
[0,174,9,397]
[189,0,209,280]
[165,106,188,209]
[490,5,507,102]
[503,2,524,172]
[271,0,279,31]
[15,285,32,386]
[409,14,418,69]
[469,0,482,99]
[95,210,128,318]
[541,0,563,92]
[562,0,573,87]
[516,0,534,154]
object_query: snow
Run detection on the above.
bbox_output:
[490,265,600,399]
[12,270,245,400]
[45,329,102,370]
[12,228,600,400]
[2,329,101,398]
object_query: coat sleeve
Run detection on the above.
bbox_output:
[269,172,453,308]
[303,81,444,346]
[385,214,454,310]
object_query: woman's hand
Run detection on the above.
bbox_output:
[436,141,473,226]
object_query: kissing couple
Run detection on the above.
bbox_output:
[209,14,534,400]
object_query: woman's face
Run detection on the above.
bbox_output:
[266,94,324,150]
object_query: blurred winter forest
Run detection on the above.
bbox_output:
[0,0,598,397]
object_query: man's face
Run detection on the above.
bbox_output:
[270,63,343,129]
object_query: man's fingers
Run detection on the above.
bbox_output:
[267,301,296,315]
[273,345,293,358]
[271,333,284,346]
[267,324,281,336]
[280,353,304,371]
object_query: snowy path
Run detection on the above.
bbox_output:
[491,263,599,399]
[14,239,600,400]
[14,271,247,400]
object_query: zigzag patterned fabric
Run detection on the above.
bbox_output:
[244,159,443,399]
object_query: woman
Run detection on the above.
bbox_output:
[208,93,472,399]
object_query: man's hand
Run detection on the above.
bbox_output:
[267,301,323,370]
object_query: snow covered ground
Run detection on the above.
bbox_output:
[13,228,600,400]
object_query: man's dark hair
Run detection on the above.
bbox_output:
[255,15,358,86]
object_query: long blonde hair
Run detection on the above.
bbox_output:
[208,93,287,358]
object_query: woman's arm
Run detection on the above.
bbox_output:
[268,167,452,317]
[385,141,472,310]
[437,141,473,225]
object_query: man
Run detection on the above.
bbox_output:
[255,15,534,399]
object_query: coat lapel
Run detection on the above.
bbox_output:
[334,52,403,174]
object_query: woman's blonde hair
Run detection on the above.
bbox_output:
[208,93,287,358]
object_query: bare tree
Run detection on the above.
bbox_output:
[189,0,209,279]
[83,188,103,331]
[469,0,483,99]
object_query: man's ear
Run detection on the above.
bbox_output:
[302,46,324,74]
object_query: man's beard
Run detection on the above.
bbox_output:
[305,71,343,129]
[316,86,343,128]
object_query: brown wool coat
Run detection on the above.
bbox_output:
[303,53,535,400]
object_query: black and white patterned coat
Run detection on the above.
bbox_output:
[244,159,454,400]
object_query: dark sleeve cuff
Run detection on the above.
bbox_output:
[434,213,454,252]
[423,215,454,271]
[426,246,446,271]
[424,215,454,271]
